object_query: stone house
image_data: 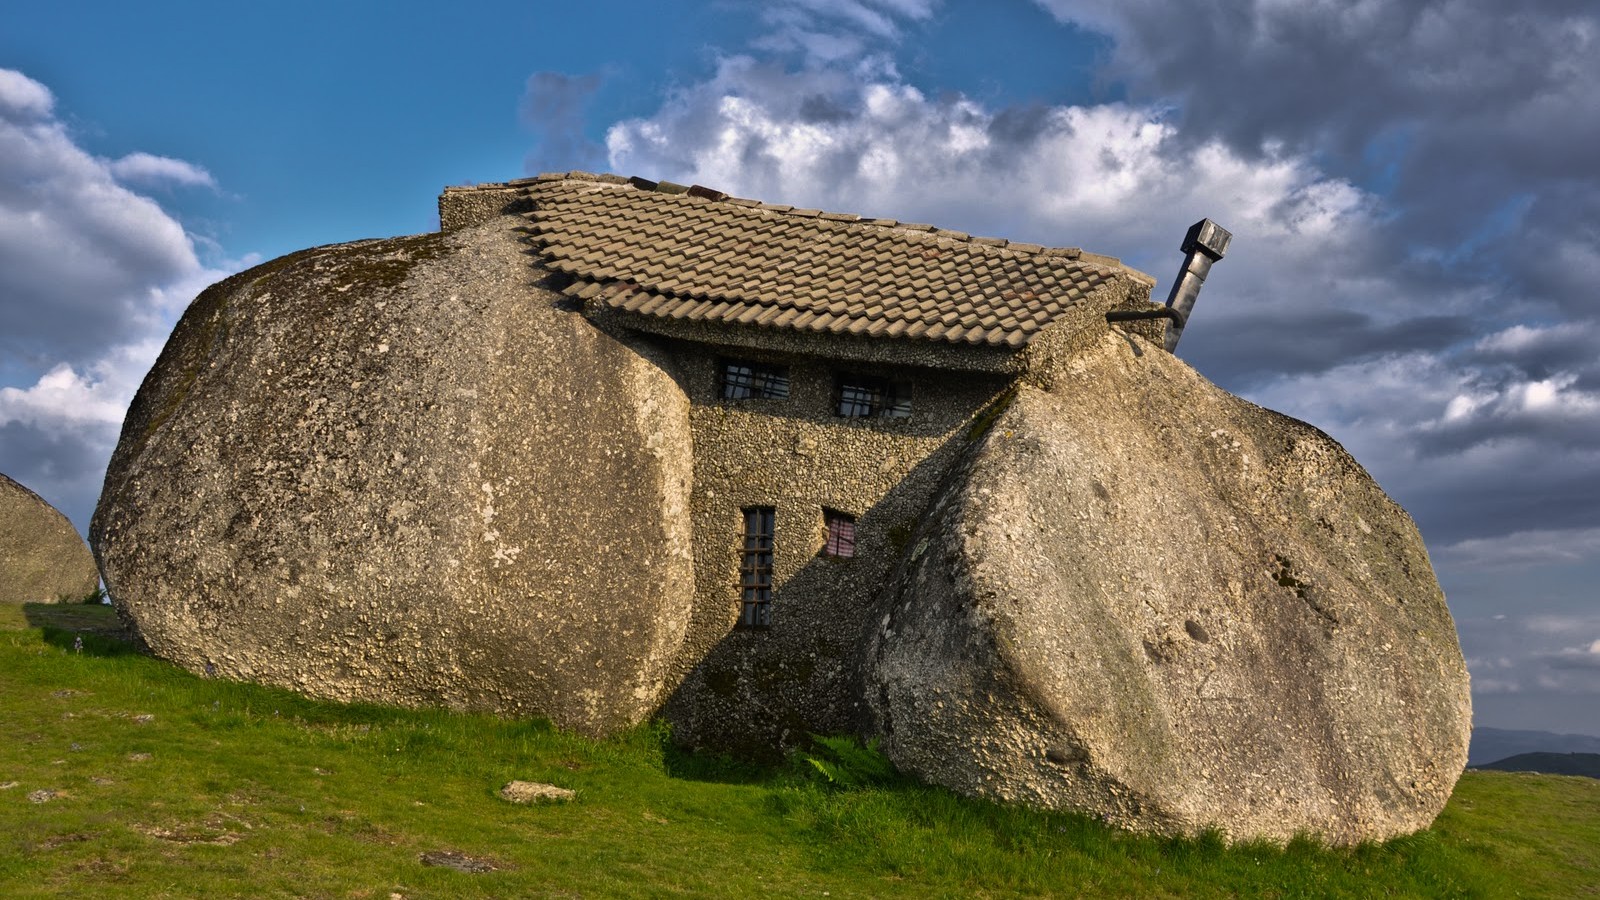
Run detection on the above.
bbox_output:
[441,172,1163,752]
[96,169,1470,841]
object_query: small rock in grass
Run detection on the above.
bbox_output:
[0,781,18,790]
[126,752,152,762]
[499,780,575,804]
[28,789,59,803]
[419,850,498,873]
[132,714,155,724]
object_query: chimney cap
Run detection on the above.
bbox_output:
[1182,219,1232,261]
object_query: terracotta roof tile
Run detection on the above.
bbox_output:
[516,173,1148,349]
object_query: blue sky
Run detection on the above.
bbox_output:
[3,0,1598,735]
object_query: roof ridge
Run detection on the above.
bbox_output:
[492,171,1142,275]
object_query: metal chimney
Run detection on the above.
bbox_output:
[1162,219,1231,353]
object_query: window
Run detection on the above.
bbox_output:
[720,359,790,401]
[835,374,911,418]
[739,507,776,628]
[823,510,856,558]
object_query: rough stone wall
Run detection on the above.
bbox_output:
[0,473,99,604]
[655,347,1012,753]
[438,185,532,232]
[93,217,696,736]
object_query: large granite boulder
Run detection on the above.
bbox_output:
[92,217,696,736]
[865,330,1471,844]
[1,473,98,603]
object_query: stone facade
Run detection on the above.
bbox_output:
[437,175,1161,752]
[653,343,1012,753]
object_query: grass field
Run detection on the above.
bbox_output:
[2,602,1596,898]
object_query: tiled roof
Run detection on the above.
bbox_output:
[514,172,1149,350]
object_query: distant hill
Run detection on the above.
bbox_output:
[1470,727,1600,767]
[1474,752,1600,779]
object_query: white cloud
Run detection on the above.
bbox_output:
[753,0,938,63]
[108,152,217,189]
[0,68,54,119]
[604,56,1374,271]
[0,362,140,430]
[1439,527,1600,571]
[1476,323,1573,355]
[1523,615,1600,637]
[0,67,242,529]
[0,68,216,368]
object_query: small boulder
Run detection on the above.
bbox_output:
[866,331,1471,844]
[0,474,98,604]
[498,780,575,804]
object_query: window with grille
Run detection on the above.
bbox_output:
[739,506,776,628]
[835,374,911,418]
[720,359,790,401]
[823,510,856,558]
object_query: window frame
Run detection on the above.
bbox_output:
[738,506,776,629]
[822,509,857,559]
[719,358,791,402]
[834,373,912,419]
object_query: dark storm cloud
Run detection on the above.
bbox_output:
[1182,309,1477,384]
[1466,322,1600,377]
[797,93,854,124]
[1037,1,1600,177]
[1038,0,1600,309]
[1030,1,1600,588]
[1409,463,1600,545]
[1457,611,1600,693]
[0,418,117,532]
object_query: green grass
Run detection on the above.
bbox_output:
[2,603,1596,898]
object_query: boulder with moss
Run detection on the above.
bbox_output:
[864,330,1471,845]
[91,218,696,736]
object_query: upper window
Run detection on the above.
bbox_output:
[721,359,790,401]
[823,510,856,558]
[836,374,911,419]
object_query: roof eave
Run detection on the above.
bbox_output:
[585,304,1026,374]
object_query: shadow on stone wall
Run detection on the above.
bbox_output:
[659,425,982,759]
